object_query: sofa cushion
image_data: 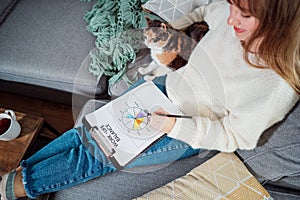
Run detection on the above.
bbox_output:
[0,0,106,97]
[142,0,220,23]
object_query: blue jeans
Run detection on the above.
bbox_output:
[20,77,201,198]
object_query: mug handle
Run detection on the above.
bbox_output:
[4,110,16,120]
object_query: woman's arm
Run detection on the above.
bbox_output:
[167,85,298,152]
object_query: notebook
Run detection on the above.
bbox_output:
[82,81,182,169]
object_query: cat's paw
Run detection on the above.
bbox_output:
[138,62,159,75]
[138,67,149,75]
[143,75,156,81]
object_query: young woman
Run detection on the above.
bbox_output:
[1,0,299,199]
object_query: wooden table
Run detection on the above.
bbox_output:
[0,108,44,175]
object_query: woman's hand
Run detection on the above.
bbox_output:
[150,108,176,134]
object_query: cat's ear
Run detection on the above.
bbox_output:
[145,16,152,25]
[160,23,167,32]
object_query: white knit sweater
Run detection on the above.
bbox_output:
[166,1,299,152]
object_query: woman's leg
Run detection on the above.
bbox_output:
[18,127,117,199]
[11,128,200,199]
[127,136,201,168]
[14,127,199,199]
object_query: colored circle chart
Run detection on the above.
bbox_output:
[122,107,150,130]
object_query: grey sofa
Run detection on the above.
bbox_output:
[51,99,300,200]
[0,0,108,106]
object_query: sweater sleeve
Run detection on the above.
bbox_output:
[168,83,299,152]
[170,0,227,30]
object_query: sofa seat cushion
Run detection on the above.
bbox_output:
[0,0,106,97]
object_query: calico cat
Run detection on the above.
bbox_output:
[138,17,209,80]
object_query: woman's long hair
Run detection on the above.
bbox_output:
[231,0,300,94]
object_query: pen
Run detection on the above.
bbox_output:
[155,113,193,119]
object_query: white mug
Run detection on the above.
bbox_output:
[0,110,21,141]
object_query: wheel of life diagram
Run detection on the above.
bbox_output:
[121,107,150,131]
